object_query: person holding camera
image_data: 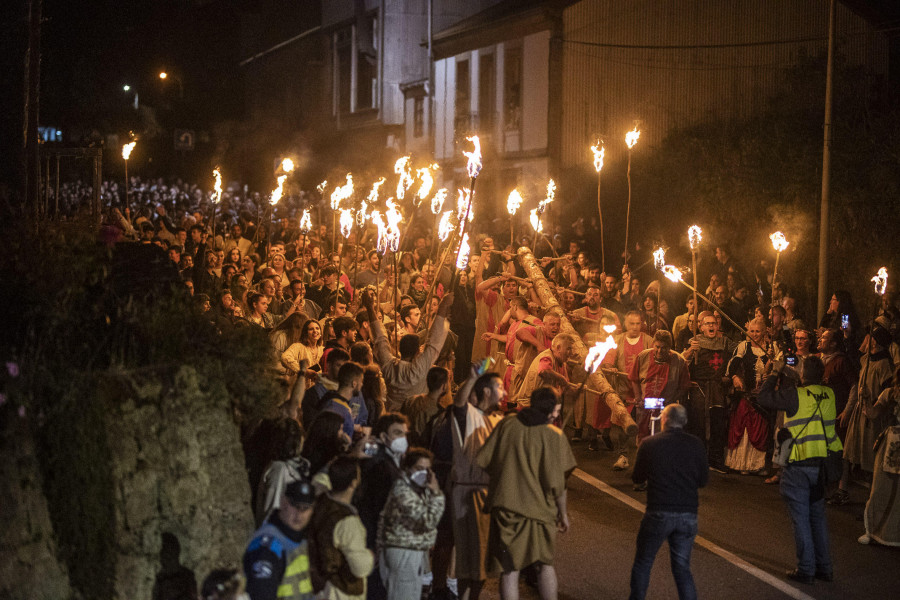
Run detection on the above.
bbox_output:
[629,403,707,600]
[757,355,842,584]
[629,330,691,448]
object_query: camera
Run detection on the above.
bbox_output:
[643,397,665,410]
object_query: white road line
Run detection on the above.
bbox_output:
[573,468,817,600]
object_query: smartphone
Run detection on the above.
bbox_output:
[644,397,665,410]
[474,357,495,376]
[841,314,849,330]
[785,356,797,367]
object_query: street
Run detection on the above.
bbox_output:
[478,442,899,599]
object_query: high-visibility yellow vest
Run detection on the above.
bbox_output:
[277,540,313,600]
[784,384,843,463]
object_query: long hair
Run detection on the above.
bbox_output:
[273,313,307,346]
[301,411,346,474]
[300,319,324,347]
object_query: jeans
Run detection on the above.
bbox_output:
[780,463,832,576]
[629,511,698,600]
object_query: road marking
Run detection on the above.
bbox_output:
[573,468,817,600]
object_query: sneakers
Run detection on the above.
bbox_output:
[613,455,629,471]
[828,488,850,506]
[858,533,871,544]
[786,569,815,585]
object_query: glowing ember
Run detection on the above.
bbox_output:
[317,180,328,194]
[122,141,136,160]
[688,225,702,251]
[662,265,683,283]
[416,164,439,203]
[872,267,889,296]
[299,209,313,232]
[463,136,483,179]
[432,188,448,215]
[330,174,354,210]
[394,156,414,200]
[339,208,354,238]
[529,208,543,233]
[585,336,617,374]
[281,158,295,173]
[653,247,666,271]
[212,167,223,204]
[590,144,605,173]
[625,126,640,149]
[769,231,789,253]
[456,233,471,270]
[438,211,454,241]
[507,189,523,216]
[270,174,288,205]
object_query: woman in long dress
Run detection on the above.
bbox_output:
[725,317,770,474]
[859,365,900,546]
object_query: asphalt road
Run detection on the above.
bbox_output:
[475,441,899,599]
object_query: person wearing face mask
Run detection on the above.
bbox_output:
[376,448,445,600]
[354,413,409,599]
[476,388,576,600]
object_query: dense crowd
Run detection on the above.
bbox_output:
[86,176,899,600]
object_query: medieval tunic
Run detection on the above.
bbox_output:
[844,352,894,472]
[472,287,510,368]
[476,414,576,571]
[449,404,503,580]
[628,348,691,441]
[515,349,568,408]
[684,334,737,442]
[724,340,770,472]
[509,316,548,399]
[594,333,653,429]
[863,388,900,546]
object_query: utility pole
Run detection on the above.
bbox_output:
[817,0,835,324]
[23,0,42,219]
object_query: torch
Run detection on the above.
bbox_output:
[507,188,523,248]
[330,173,354,255]
[299,208,313,255]
[122,140,136,209]
[269,158,295,258]
[452,136,482,281]
[430,188,448,261]
[653,247,666,332]
[769,231,789,306]
[211,167,223,248]
[624,124,640,268]
[871,266,889,323]
[531,179,556,253]
[590,140,606,272]
[578,334,619,397]
[688,225,702,334]
[662,265,747,335]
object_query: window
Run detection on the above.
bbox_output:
[478,53,495,131]
[333,14,378,116]
[413,96,424,138]
[335,27,352,115]
[356,15,377,110]
[455,59,471,137]
[504,45,522,132]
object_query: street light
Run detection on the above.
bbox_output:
[158,71,183,99]
[123,84,131,91]
[122,84,138,109]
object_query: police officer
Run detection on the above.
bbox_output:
[758,355,842,585]
[243,479,316,600]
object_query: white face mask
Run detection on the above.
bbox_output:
[389,435,408,455]
[409,469,428,487]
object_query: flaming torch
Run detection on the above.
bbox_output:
[578,334,619,396]
[299,209,313,233]
[872,267,888,297]
[211,166,223,247]
[431,188,448,215]
[329,173,354,250]
[339,208,354,239]
[624,124,641,267]
[590,140,606,271]
[122,140,136,208]
[394,157,414,201]
[769,231,789,305]
[532,179,556,252]
[662,265,746,335]
[653,247,666,331]
[688,225,702,332]
[456,233,471,270]
[452,136,482,279]
[267,158,295,255]
[416,164,439,205]
[507,188,523,247]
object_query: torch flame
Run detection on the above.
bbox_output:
[368,177,386,204]
[212,167,223,205]
[385,200,403,253]
[456,233,471,270]
[463,136,483,179]
[625,126,641,149]
[122,141,136,160]
[529,208,543,233]
[330,173,354,210]
[416,164,439,203]
[339,208,354,238]
[438,211,454,242]
[371,210,388,254]
[456,188,473,225]
[653,247,666,271]
[432,188,448,215]
[299,209,313,232]
[769,231,789,253]
[270,174,288,206]
[603,324,617,334]
[394,156,414,201]
[538,179,557,212]
[281,158,295,173]
[507,189,523,216]
[872,267,888,296]
[317,180,328,194]
[590,144,605,173]
[585,336,617,375]
[662,265,683,283]
[688,225,702,251]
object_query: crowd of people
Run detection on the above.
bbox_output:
[86,176,899,600]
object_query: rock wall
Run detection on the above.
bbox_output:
[0,409,71,600]
[103,366,254,599]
